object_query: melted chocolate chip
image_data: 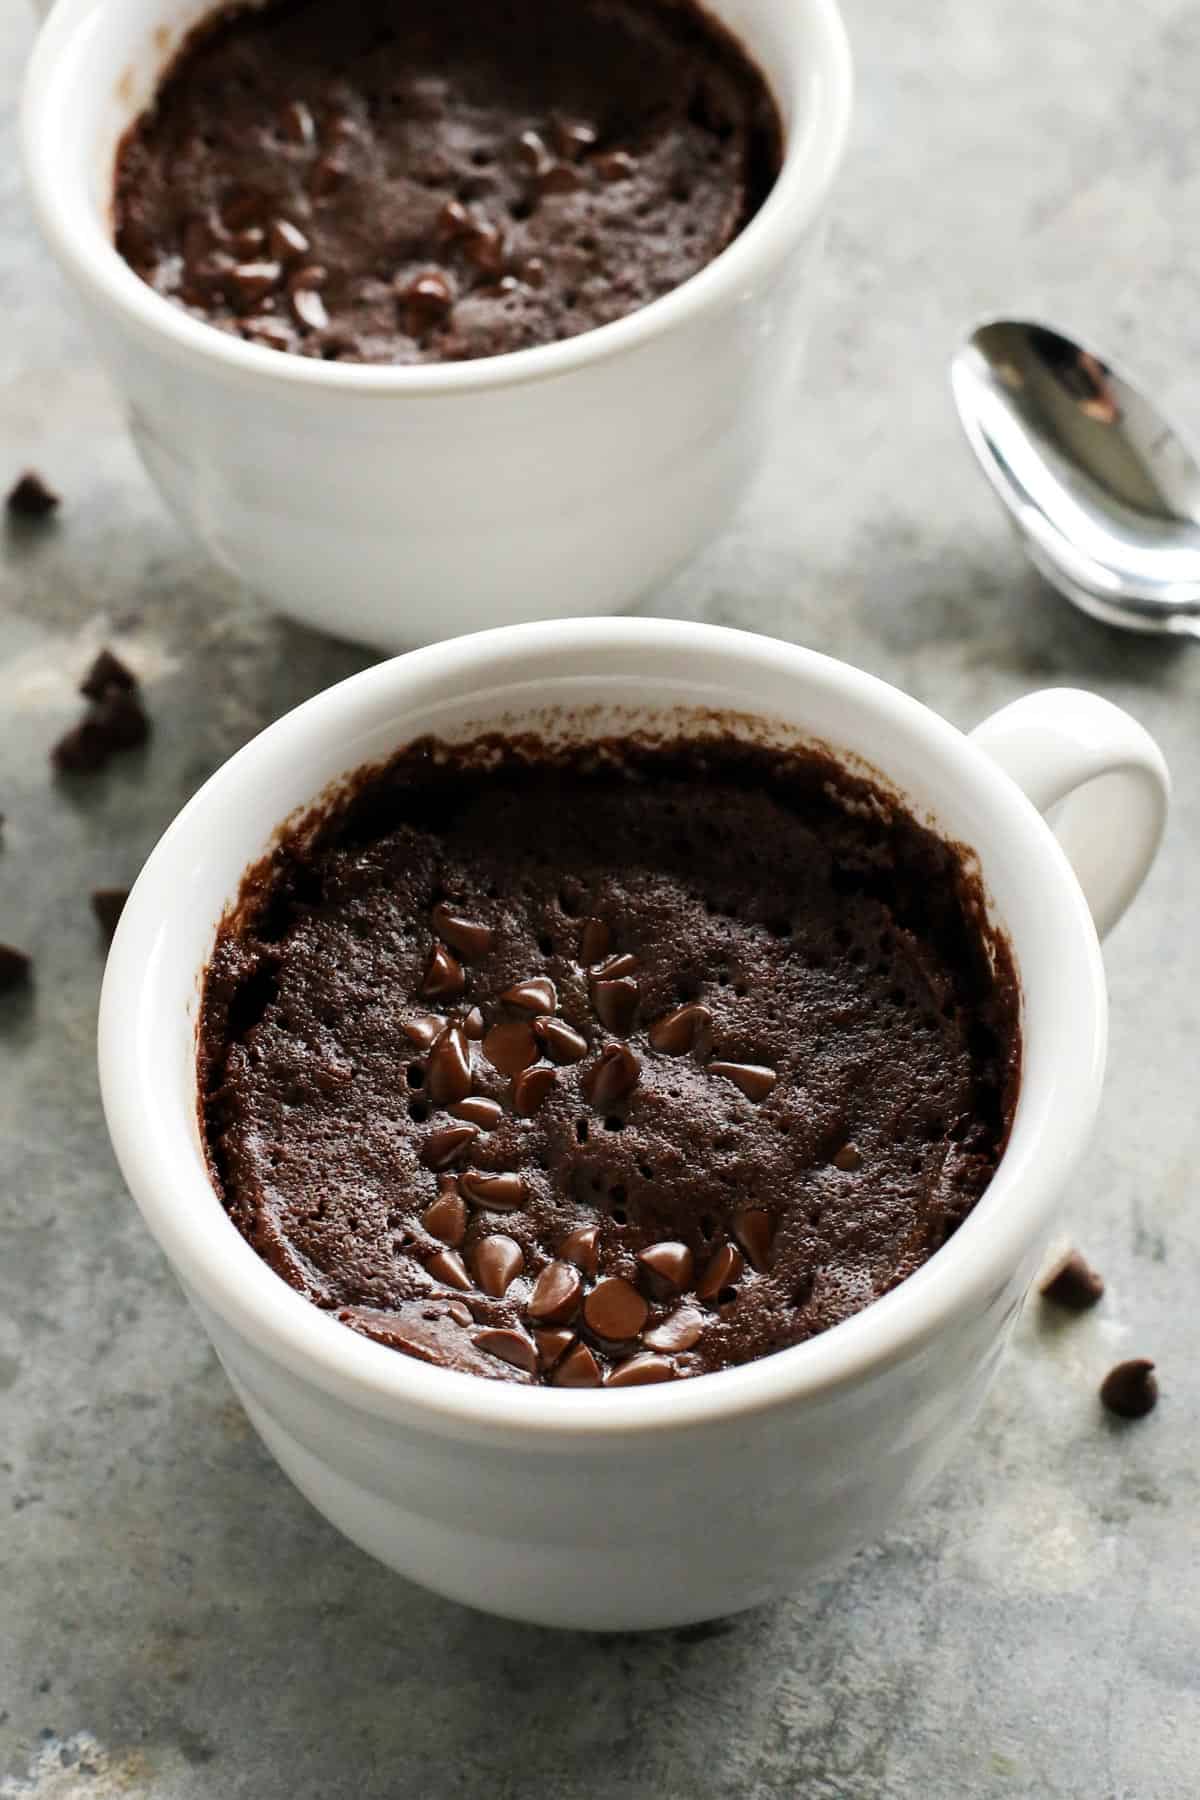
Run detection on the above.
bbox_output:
[501,976,557,1013]
[427,1247,472,1291]
[637,1241,694,1300]
[419,1123,479,1170]
[1040,1249,1104,1310]
[427,1022,472,1105]
[648,1003,712,1056]
[512,1064,556,1116]
[582,1043,640,1108]
[583,1276,648,1342]
[450,1095,503,1130]
[605,1353,677,1387]
[560,1223,600,1277]
[473,1327,537,1375]
[644,1307,704,1352]
[459,1169,526,1211]
[696,1243,743,1302]
[422,1188,467,1247]
[419,942,466,1001]
[528,1260,582,1325]
[431,901,493,959]
[473,1233,523,1297]
[579,918,612,964]
[483,1018,538,1075]
[590,975,639,1035]
[553,1343,603,1387]
[709,1061,777,1102]
[533,1017,588,1064]
[1100,1358,1158,1419]
[732,1208,774,1272]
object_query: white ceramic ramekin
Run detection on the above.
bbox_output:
[21,0,852,649]
[98,619,1168,1629]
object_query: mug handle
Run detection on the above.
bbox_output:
[969,688,1169,941]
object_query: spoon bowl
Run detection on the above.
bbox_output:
[952,318,1200,636]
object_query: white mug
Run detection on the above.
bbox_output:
[98,619,1168,1630]
[21,0,852,650]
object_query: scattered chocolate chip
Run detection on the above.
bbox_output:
[0,945,31,991]
[732,1208,774,1272]
[419,1124,478,1170]
[1039,1249,1104,1310]
[501,976,557,1013]
[427,1022,472,1105]
[583,1275,648,1342]
[459,1169,526,1212]
[593,150,637,182]
[90,888,129,943]
[6,471,59,518]
[590,974,639,1035]
[463,221,506,274]
[461,1005,485,1039]
[637,1241,694,1300]
[528,1260,582,1325]
[579,918,612,964]
[483,1018,538,1075]
[709,1061,777,1102]
[428,1247,472,1292]
[422,1188,467,1247]
[473,1233,524,1297]
[450,1095,503,1130]
[268,218,310,260]
[606,1353,678,1387]
[560,1223,600,1276]
[280,99,316,146]
[696,1243,744,1302]
[1100,1358,1158,1419]
[515,128,552,175]
[552,118,599,159]
[533,1326,574,1370]
[79,649,136,700]
[832,1142,863,1172]
[648,1003,712,1056]
[431,901,493,959]
[473,1327,537,1375]
[533,1017,587,1064]
[553,1342,602,1387]
[512,1064,556,1116]
[538,162,582,195]
[582,1043,640,1108]
[419,942,465,1001]
[644,1307,704,1353]
[291,287,329,331]
[402,1013,445,1049]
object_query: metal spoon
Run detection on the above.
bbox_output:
[951,318,1200,636]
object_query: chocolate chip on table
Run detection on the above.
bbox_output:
[427,1247,472,1291]
[419,1123,478,1170]
[501,976,557,1013]
[552,1342,602,1388]
[1039,1248,1104,1310]
[6,470,59,518]
[473,1233,523,1298]
[637,1241,694,1300]
[431,901,493,959]
[590,974,639,1035]
[450,1095,503,1130]
[290,287,329,331]
[0,945,32,991]
[79,649,136,701]
[533,1326,574,1370]
[459,1169,526,1212]
[533,1017,587,1064]
[644,1307,704,1353]
[582,1043,640,1108]
[52,688,149,775]
[648,1003,712,1056]
[427,1022,472,1105]
[528,1260,582,1325]
[606,1353,678,1387]
[419,942,465,1001]
[512,1064,556,1116]
[732,1208,774,1272]
[90,888,130,943]
[592,149,638,182]
[583,1275,648,1343]
[709,1061,777,1102]
[1100,1358,1158,1419]
[483,1018,538,1075]
[696,1243,744,1302]
[422,1187,467,1247]
[402,1012,445,1049]
[473,1327,538,1376]
[578,918,611,965]
[559,1223,600,1277]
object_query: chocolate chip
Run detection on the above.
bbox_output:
[553,1343,602,1387]
[709,1061,777,1102]
[512,1064,556,1116]
[0,945,31,991]
[637,1242,694,1300]
[419,942,465,1001]
[402,1013,445,1049]
[473,1233,523,1297]
[696,1244,744,1302]
[291,287,329,332]
[431,901,493,959]
[538,163,582,196]
[437,199,471,239]
[579,918,611,964]
[594,952,638,980]
[287,263,328,292]
[501,977,557,1013]
[473,1327,537,1375]
[233,225,265,254]
[648,1003,712,1056]
[427,1247,472,1291]
[268,218,310,260]
[427,1022,472,1105]
[459,1169,526,1211]
[644,1307,704,1353]
[280,100,316,146]
[732,1208,774,1272]
[400,271,454,332]
[6,471,59,519]
[1100,1358,1158,1419]
[463,222,506,274]
[560,1223,600,1276]
[533,1017,587,1064]
[605,1354,678,1387]
[583,1276,647,1343]
[483,1018,538,1075]
[447,1301,473,1327]
[1040,1249,1104,1310]
[582,1043,640,1108]
[533,1327,574,1370]
[461,1005,485,1039]
[79,649,136,700]
[419,1124,478,1170]
[423,1188,467,1247]
[593,150,637,182]
[552,118,599,159]
[590,975,639,1036]
[516,129,552,176]
[450,1095,502,1130]
[528,1260,582,1325]
[832,1142,863,1172]
[91,888,129,943]
[52,690,149,774]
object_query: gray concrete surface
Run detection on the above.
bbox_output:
[2,1,1198,1794]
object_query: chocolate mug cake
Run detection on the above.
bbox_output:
[200,732,1020,1389]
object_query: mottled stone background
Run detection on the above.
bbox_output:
[2,1,1197,1794]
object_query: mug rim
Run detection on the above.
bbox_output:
[22,0,853,395]
[98,619,1108,1440]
